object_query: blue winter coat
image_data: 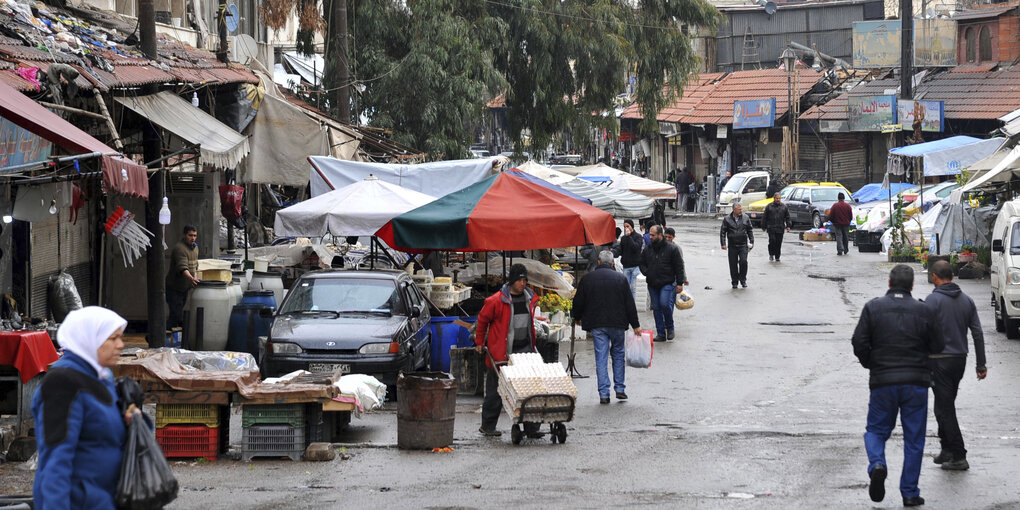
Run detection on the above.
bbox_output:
[32,351,125,510]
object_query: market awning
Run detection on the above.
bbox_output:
[308,156,495,198]
[951,144,1020,203]
[576,164,676,199]
[504,170,591,204]
[116,91,249,170]
[244,94,329,186]
[889,136,1004,176]
[0,80,148,198]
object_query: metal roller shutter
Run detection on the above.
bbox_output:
[799,137,826,174]
[28,206,95,319]
[828,134,867,190]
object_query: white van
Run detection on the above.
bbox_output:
[717,170,770,215]
[990,198,1020,338]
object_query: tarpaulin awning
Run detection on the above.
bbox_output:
[889,136,1004,176]
[274,175,436,237]
[244,94,329,186]
[116,91,250,170]
[576,164,676,199]
[0,80,147,198]
[951,144,1020,203]
[559,179,656,219]
[504,170,591,204]
[308,156,495,198]
[375,172,616,252]
[852,182,917,204]
[513,161,575,185]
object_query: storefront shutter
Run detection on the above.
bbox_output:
[829,134,867,190]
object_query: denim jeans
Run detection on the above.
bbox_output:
[648,284,676,335]
[623,267,640,300]
[591,328,626,398]
[864,385,928,499]
[834,225,851,254]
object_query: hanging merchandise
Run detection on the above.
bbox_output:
[104,206,153,267]
[158,197,171,250]
[219,184,244,221]
[70,184,86,224]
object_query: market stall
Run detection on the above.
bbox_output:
[575,164,676,199]
[307,155,497,198]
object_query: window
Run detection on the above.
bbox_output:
[811,188,844,202]
[744,176,767,194]
[965,27,976,63]
[280,278,405,315]
[980,26,992,61]
[790,188,806,201]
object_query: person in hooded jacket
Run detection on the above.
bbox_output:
[618,219,644,296]
[924,260,987,471]
[639,225,685,342]
[32,306,132,510]
[474,264,540,436]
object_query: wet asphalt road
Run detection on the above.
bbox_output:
[4,217,1020,509]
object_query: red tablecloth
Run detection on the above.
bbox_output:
[0,331,60,383]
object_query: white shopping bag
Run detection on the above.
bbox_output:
[625,329,654,368]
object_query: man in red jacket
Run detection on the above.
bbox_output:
[829,192,854,256]
[474,264,539,436]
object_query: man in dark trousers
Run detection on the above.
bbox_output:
[165,225,200,329]
[639,225,685,342]
[830,192,854,255]
[618,219,644,297]
[675,167,694,212]
[852,265,945,507]
[474,264,539,437]
[924,260,987,471]
[720,204,754,288]
[573,251,642,404]
[761,192,791,262]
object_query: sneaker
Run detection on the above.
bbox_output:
[775,258,780,262]
[600,397,610,404]
[903,496,925,507]
[653,335,666,342]
[869,464,887,502]
[740,281,747,288]
[941,458,970,471]
[666,329,675,340]
[615,392,628,400]
[478,427,502,437]
[732,283,738,289]
[933,450,953,464]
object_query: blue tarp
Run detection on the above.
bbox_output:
[505,170,591,204]
[852,183,915,203]
[888,136,984,157]
[577,176,612,183]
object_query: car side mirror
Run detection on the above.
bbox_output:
[992,239,1004,252]
[259,307,275,319]
[854,198,860,203]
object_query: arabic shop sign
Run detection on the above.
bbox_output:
[896,99,944,133]
[732,98,776,130]
[1,114,52,172]
[847,95,897,132]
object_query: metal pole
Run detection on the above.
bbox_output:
[567,246,586,378]
[140,0,164,348]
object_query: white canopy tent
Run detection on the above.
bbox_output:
[514,160,576,185]
[576,164,676,199]
[515,161,656,217]
[950,144,1020,203]
[308,156,495,198]
[274,175,436,237]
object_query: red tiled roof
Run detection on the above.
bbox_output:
[680,68,821,125]
[952,4,1017,21]
[950,63,997,73]
[621,73,726,122]
[0,44,79,64]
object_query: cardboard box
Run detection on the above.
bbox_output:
[801,232,834,242]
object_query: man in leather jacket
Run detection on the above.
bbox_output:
[720,204,754,288]
[851,265,945,507]
[761,192,791,262]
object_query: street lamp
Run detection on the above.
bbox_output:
[780,48,798,172]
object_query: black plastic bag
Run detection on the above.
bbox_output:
[114,378,178,509]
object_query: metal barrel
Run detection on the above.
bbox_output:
[396,372,457,450]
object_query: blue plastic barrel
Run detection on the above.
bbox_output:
[241,290,277,309]
[429,317,477,372]
[227,303,273,360]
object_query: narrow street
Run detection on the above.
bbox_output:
[4,217,1019,509]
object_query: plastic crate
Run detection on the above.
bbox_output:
[241,404,305,428]
[242,424,305,461]
[155,404,221,428]
[155,424,219,461]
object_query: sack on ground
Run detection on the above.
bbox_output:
[675,290,694,310]
[625,329,653,368]
[115,412,179,509]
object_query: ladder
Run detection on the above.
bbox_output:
[741,27,760,70]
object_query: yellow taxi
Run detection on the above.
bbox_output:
[746,182,851,228]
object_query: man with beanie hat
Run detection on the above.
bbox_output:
[475,263,540,436]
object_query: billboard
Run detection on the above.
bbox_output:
[847,95,897,132]
[1,114,52,172]
[732,98,776,130]
[897,100,945,132]
[853,19,957,68]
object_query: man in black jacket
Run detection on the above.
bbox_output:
[924,260,987,471]
[639,225,685,342]
[720,204,755,288]
[852,265,945,507]
[618,219,644,297]
[573,251,642,404]
[761,193,791,262]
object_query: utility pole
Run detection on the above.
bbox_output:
[900,0,913,101]
[217,0,228,64]
[139,0,165,348]
[326,0,350,122]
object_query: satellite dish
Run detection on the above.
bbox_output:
[225,3,239,33]
[765,1,777,15]
[235,34,258,63]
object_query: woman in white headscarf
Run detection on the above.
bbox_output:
[31,306,128,510]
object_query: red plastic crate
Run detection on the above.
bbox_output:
[155,424,219,461]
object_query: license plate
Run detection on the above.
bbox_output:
[308,363,349,374]
[750,212,759,218]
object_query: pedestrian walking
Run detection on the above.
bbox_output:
[618,219,644,296]
[924,260,987,471]
[830,192,854,255]
[165,225,200,329]
[638,225,685,342]
[663,228,690,288]
[32,306,136,510]
[852,265,945,507]
[675,167,693,212]
[761,192,791,262]
[474,264,540,437]
[720,204,754,288]
[573,251,641,404]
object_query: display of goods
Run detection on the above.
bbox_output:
[500,361,578,401]
[155,404,220,428]
[508,352,545,366]
[104,206,153,267]
[155,424,218,461]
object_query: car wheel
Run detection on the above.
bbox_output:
[1004,299,1020,339]
[811,212,822,229]
[995,298,1005,332]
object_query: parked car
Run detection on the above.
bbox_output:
[717,170,770,215]
[550,154,582,166]
[746,182,813,226]
[787,184,856,229]
[991,198,1020,338]
[261,270,432,390]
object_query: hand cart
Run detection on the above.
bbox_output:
[484,348,576,445]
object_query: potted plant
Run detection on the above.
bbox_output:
[957,244,977,264]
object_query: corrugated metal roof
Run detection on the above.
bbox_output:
[0,43,80,64]
[0,70,37,92]
[952,4,1017,21]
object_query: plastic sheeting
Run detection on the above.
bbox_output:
[576,164,676,199]
[274,177,436,236]
[929,203,996,254]
[852,183,916,204]
[558,179,655,219]
[308,156,495,198]
[889,136,1004,177]
[244,94,329,186]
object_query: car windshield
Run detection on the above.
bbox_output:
[280,278,404,315]
[811,188,844,202]
[722,175,747,193]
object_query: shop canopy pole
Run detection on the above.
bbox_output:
[567,246,587,378]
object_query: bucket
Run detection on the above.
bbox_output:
[227,304,273,360]
[396,372,456,450]
[449,347,485,396]
[241,289,277,309]
[428,317,476,372]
